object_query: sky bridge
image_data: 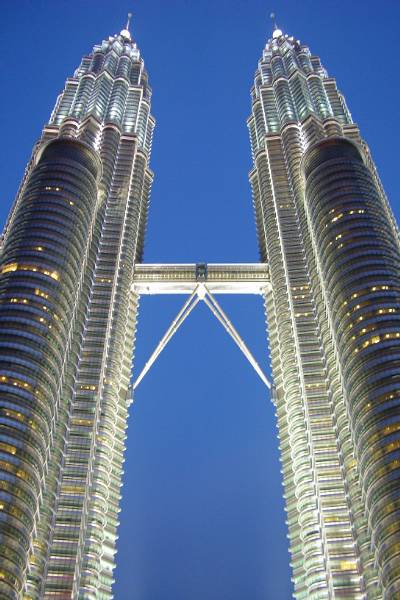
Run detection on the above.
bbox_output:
[131,263,272,394]
[132,263,270,295]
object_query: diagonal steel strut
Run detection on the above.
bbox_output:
[132,284,272,392]
[133,288,200,390]
[202,287,272,390]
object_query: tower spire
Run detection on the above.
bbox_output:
[120,11,133,40]
[270,11,283,39]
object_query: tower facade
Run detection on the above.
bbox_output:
[249,25,400,598]
[0,21,154,599]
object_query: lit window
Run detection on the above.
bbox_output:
[0,263,18,274]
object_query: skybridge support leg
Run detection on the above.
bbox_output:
[202,287,272,390]
[133,288,200,391]
[132,283,272,393]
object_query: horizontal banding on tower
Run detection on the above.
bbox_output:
[35,137,102,180]
[0,137,100,597]
[303,136,400,596]
[302,136,365,179]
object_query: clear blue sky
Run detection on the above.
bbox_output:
[1,2,399,599]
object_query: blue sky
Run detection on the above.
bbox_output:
[1,1,400,598]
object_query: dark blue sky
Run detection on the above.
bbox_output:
[1,2,399,599]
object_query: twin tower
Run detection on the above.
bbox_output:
[0,17,399,600]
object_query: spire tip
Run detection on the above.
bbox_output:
[126,12,132,31]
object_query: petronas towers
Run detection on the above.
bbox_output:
[0,13,399,600]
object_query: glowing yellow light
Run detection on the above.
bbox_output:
[1,263,18,274]
[340,561,357,571]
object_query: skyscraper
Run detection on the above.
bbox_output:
[1,9,400,600]
[0,18,154,599]
[249,22,400,599]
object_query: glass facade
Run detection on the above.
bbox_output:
[0,24,154,600]
[249,27,400,598]
[0,139,100,599]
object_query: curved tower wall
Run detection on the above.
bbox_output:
[0,138,100,599]
[303,137,400,598]
[248,29,400,598]
[0,26,154,600]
